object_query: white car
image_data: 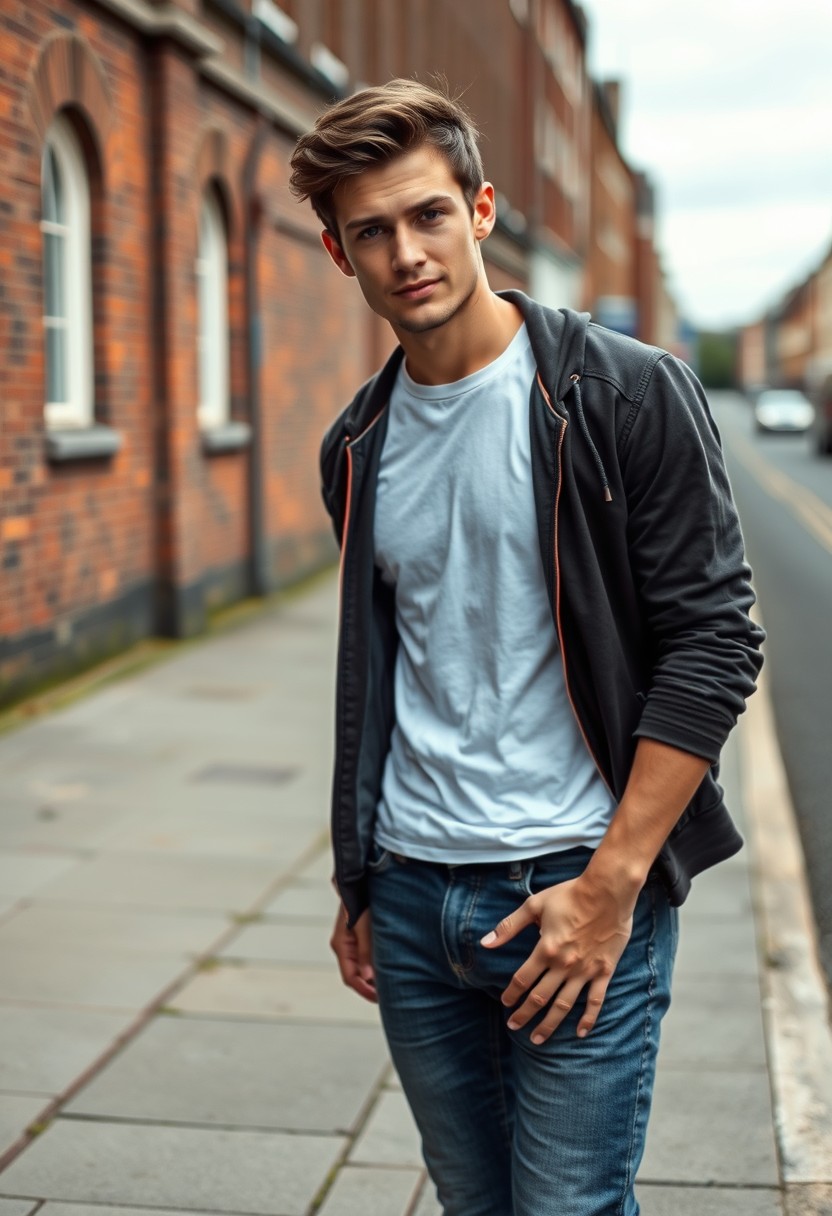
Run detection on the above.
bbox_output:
[754,389,815,434]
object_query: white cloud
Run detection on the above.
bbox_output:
[581,0,832,326]
[660,203,832,328]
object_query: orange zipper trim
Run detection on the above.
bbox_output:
[536,374,614,797]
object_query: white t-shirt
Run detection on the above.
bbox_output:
[373,324,615,862]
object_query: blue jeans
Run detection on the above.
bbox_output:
[368,845,678,1216]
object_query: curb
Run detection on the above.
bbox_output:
[741,627,832,1189]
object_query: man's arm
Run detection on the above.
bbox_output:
[482,738,707,1040]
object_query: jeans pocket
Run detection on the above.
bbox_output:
[366,842,393,874]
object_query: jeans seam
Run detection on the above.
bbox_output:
[488,999,514,1156]
[618,885,659,1216]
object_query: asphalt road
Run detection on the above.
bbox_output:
[711,390,832,989]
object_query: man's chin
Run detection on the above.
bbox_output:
[389,295,463,336]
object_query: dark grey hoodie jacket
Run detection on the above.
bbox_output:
[320,291,765,928]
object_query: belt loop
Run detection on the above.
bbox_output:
[508,860,523,881]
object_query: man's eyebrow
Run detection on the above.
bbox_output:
[344,195,455,232]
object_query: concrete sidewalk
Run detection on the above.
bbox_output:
[0,574,829,1215]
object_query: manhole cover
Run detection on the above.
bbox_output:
[192,763,299,786]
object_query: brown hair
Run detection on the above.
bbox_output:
[289,78,483,239]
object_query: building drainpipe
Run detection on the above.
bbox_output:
[243,121,269,598]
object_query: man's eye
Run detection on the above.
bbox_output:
[421,209,443,222]
[358,225,382,240]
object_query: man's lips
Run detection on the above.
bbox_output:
[393,279,439,299]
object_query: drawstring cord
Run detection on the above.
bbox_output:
[568,374,613,503]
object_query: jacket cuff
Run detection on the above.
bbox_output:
[633,688,738,764]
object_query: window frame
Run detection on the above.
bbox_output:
[40,111,94,430]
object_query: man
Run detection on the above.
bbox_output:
[289,78,764,1216]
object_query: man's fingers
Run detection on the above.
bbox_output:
[504,969,563,1030]
[577,976,609,1038]
[524,977,586,1043]
[349,975,379,1003]
[481,899,536,948]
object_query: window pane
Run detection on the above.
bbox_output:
[43,230,65,318]
[46,325,68,404]
[42,146,65,224]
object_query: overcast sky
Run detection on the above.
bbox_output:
[579,0,832,330]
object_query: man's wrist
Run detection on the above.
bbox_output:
[583,847,649,906]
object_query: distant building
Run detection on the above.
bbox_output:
[739,239,832,393]
[0,0,674,704]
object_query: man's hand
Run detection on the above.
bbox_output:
[481,872,636,1041]
[330,905,377,1003]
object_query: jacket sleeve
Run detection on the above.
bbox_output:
[319,410,351,545]
[621,353,765,763]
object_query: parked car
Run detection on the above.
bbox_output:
[753,389,815,434]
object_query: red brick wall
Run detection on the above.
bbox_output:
[584,96,637,319]
[1,18,157,687]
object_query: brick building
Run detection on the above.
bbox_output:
[0,0,671,705]
[583,80,637,337]
[738,239,832,395]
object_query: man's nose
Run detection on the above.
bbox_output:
[391,228,426,272]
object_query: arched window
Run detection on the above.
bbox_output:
[40,112,94,428]
[196,188,230,429]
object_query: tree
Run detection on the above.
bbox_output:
[696,330,737,388]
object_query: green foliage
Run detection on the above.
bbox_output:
[696,330,737,388]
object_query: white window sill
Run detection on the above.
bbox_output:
[200,420,252,454]
[46,424,122,462]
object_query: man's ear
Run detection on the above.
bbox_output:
[472,182,497,243]
[321,229,356,278]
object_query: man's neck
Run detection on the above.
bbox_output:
[396,286,523,387]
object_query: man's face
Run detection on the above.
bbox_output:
[322,145,494,336]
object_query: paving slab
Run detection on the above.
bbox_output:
[0,905,228,957]
[674,912,760,980]
[785,1185,832,1215]
[217,919,332,966]
[0,802,118,852]
[262,883,339,921]
[349,1091,423,1168]
[638,1186,783,1215]
[171,963,380,1025]
[684,858,755,918]
[94,805,320,862]
[317,1166,422,1216]
[0,1094,49,1156]
[67,1016,389,1133]
[0,854,81,904]
[0,1119,346,1215]
[411,1184,441,1216]
[660,978,767,1067]
[33,853,282,913]
[641,1069,780,1186]
[296,849,337,883]
[0,1201,39,1216]
[0,1007,128,1094]
[0,941,180,1009]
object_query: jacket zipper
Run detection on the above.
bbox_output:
[536,374,614,797]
